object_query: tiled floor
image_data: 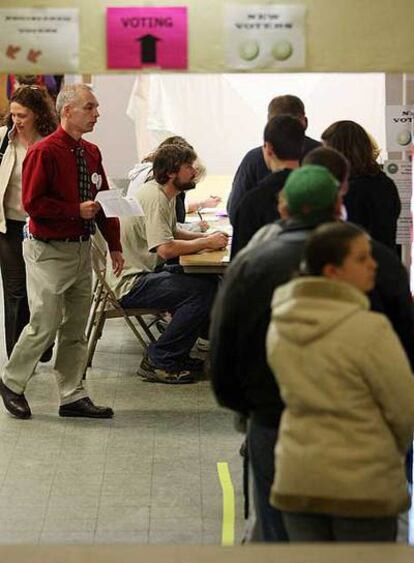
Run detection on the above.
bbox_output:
[0,318,413,545]
[0,319,245,545]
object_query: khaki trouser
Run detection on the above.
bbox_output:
[3,239,91,405]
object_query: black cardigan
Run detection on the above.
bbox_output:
[345,171,401,249]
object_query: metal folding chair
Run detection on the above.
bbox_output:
[85,238,166,373]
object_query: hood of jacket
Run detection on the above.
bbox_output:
[127,161,152,182]
[271,277,369,345]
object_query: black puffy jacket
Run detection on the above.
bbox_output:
[210,217,414,428]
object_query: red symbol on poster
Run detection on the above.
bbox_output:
[27,49,42,63]
[6,45,21,59]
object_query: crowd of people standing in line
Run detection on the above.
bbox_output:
[212,95,414,544]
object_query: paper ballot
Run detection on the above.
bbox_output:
[95,190,144,218]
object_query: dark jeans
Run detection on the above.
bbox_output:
[0,220,30,358]
[283,511,397,542]
[247,416,288,542]
[120,266,217,370]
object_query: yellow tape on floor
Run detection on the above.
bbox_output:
[217,461,235,546]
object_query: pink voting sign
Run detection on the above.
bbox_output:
[107,7,188,69]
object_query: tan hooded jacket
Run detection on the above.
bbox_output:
[266,277,414,517]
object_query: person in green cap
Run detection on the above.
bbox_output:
[210,152,414,543]
[280,164,340,220]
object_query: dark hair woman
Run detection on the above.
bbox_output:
[266,222,414,542]
[322,120,401,250]
[0,85,57,358]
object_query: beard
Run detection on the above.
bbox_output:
[173,178,196,192]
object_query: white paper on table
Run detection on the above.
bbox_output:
[212,224,233,235]
[95,190,145,218]
[199,207,227,214]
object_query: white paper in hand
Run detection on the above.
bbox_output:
[95,190,145,218]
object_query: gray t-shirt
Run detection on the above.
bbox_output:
[108,179,177,300]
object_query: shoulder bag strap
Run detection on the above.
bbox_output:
[0,126,12,165]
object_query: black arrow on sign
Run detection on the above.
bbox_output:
[136,34,161,64]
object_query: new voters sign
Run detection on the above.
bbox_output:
[106,7,188,69]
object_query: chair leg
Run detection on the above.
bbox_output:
[85,284,104,342]
[86,307,107,370]
[135,315,157,343]
[122,313,150,351]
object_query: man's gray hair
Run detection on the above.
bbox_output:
[55,84,94,117]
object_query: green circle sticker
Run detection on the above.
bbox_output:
[272,40,293,61]
[239,39,260,61]
[396,130,412,146]
[386,163,399,174]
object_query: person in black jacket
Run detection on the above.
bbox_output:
[322,120,401,250]
[210,152,414,543]
[227,94,320,224]
[230,115,304,258]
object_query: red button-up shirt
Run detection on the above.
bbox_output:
[22,126,121,252]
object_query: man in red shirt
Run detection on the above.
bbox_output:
[0,84,124,419]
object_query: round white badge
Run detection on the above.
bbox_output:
[91,173,102,190]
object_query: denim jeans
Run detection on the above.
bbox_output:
[283,511,397,542]
[247,416,288,542]
[120,267,218,370]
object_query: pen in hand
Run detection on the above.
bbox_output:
[197,209,203,221]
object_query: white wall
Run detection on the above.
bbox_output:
[86,74,138,180]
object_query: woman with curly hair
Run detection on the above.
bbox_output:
[322,120,401,250]
[0,85,57,358]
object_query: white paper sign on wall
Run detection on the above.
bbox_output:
[224,3,306,70]
[0,8,79,73]
[384,160,412,244]
[385,105,414,152]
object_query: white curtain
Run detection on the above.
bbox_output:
[127,72,386,175]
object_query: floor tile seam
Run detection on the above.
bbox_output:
[38,418,81,537]
[92,420,117,538]
[197,384,204,519]
[145,411,157,534]
[100,378,122,491]
[93,380,138,537]
[0,422,24,490]
[198,383,219,528]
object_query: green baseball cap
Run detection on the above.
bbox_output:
[283,165,340,219]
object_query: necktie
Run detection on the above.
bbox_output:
[75,146,95,235]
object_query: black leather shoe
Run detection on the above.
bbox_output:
[0,379,31,419]
[59,397,114,419]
